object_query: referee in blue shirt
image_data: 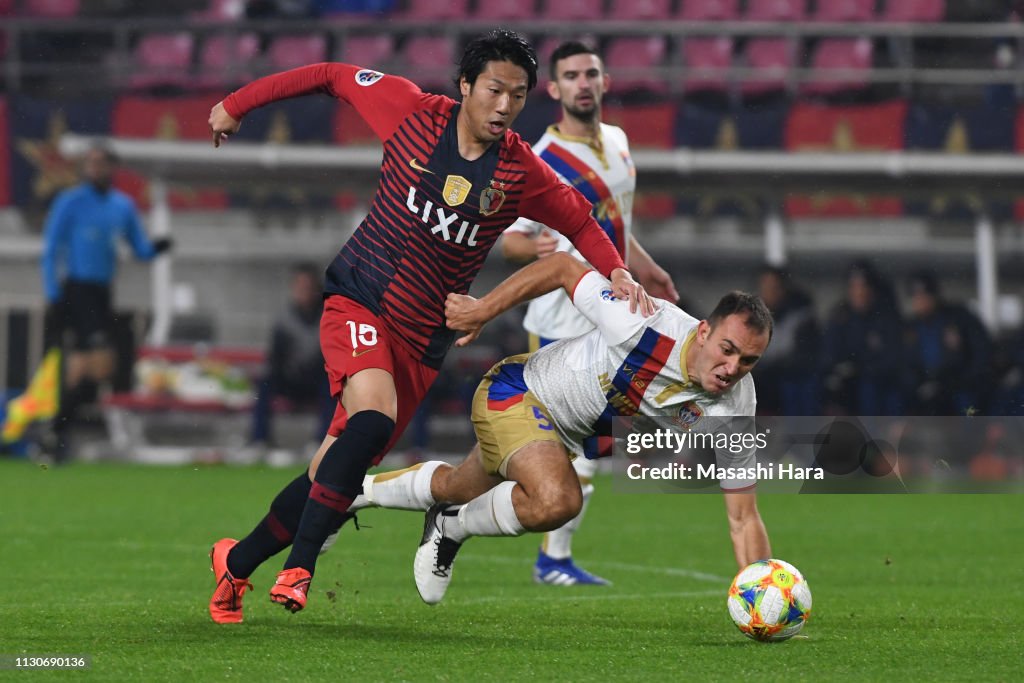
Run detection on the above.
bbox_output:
[41,142,172,461]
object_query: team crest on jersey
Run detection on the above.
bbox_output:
[673,401,703,429]
[479,187,506,216]
[354,69,384,86]
[443,175,472,207]
[600,289,619,301]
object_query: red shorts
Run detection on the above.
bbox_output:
[320,295,439,460]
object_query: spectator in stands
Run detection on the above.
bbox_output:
[904,269,992,415]
[250,263,334,455]
[41,141,172,462]
[821,259,905,416]
[755,265,820,415]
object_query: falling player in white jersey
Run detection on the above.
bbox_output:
[502,41,680,586]
[345,252,773,604]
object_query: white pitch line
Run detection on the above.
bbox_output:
[450,589,722,606]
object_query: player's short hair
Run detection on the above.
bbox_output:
[548,41,601,80]
[290,261,322,285]
[708,291,774,341]
[456,29,538,92]
[87,140,119,165]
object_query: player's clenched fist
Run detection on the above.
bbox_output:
[209,102,241,148]
[445,293,491,347]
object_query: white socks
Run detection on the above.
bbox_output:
[444,480,525,543]
[542,483,594,559]
[349,460,444,512]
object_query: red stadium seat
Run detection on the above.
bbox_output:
[196,33,260,90]
[810,0,875,22]
[401,0,469,20]
[801,37,874,95]
[605,36,668,96]
[128,33,195,90]
[23,0,79,18]
[744,0,806,21]
[677,0,740,21]
[741,38,795,95]
[399,36,457,93]
[474,0,537,20]
[338,34,395,70]
[267,34,328,72]
[540,0,605,22]
[189,0,245,22]
[879,0,945,23]
[608,0,672,20]
[680,37,734,93]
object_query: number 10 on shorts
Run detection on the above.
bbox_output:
[346,321,378,351]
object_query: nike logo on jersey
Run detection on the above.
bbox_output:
[352,347,377,358]
[406,187,480,246]
[409,158,434,175]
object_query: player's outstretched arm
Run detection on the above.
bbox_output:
[445,252,590,347]
[723,491,772,569]
[501,229,561,264]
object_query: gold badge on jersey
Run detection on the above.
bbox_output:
[479,187,506,216]
[442,175,472,207]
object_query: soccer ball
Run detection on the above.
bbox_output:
[727,559,812,642]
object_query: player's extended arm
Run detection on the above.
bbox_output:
[628,235,679,303]
[501,230,561,264]
[445,252,590,347]
[40,194,72,303]
[723,491,771,569]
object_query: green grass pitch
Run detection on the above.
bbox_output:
[1,460,1021,681]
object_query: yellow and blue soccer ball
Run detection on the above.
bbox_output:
[727,559,812,642]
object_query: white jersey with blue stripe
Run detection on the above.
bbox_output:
[522,272,757,489]
[505,123,636,340]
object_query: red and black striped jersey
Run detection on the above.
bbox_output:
[223,63,625,369]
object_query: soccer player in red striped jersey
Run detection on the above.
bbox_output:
[205,29,654,622]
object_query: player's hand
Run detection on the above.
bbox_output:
[610,268,656,316]
[209,101,240,148]
[535,230,560,259]
[643,264,680,303]
[445,293,489,347]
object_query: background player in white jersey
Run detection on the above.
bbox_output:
[502,41,680,585]
[345,252,772,604]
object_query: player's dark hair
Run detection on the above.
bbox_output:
[290,261,322,286]
[88,140,119,165]
[907,269,941,298]
[548,40,600,80]
[708,291,774,341]
[456,29,538,92]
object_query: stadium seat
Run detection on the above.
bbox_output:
[801,37,874,95]
[744,0,806,21]
[338,34,395,71]
[401,0,469,20]
[608,0,672,20]
[474,0,537,20]
[879,0,945,23]
[680,37,734,94]
[128,33,195,90]
[196,33,260,90]
[267,35,328,72]
[399,36,457,93]
[189,0,245,22]
[23,0,79,18]
[540,0,605,22]
[741,38,795,96]
[605,36,669,96]
[677,0,741,21]
[810,0,875,22]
